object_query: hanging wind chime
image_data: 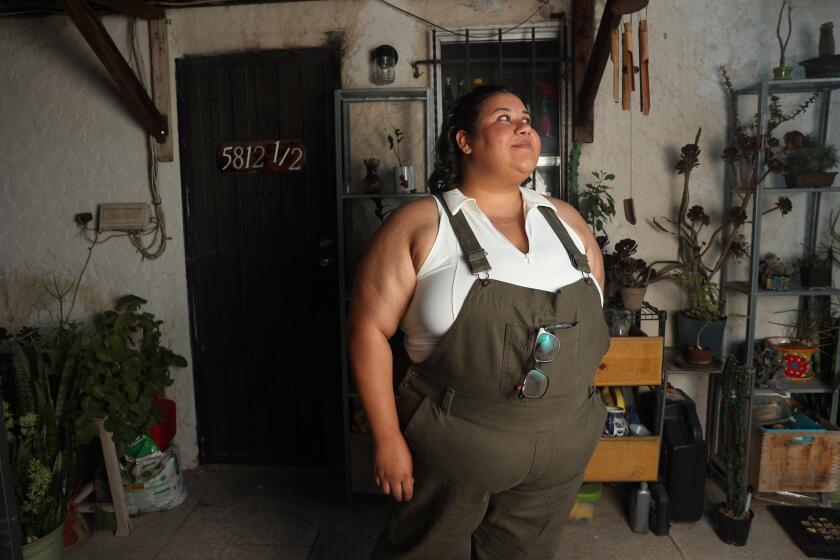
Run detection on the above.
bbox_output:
[610,9,651,225]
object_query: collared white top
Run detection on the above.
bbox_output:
[400,187,604,363]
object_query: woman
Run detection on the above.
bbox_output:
[348,85,610,559]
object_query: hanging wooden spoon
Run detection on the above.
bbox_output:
[638,19,650,114]
[622,21,634,110]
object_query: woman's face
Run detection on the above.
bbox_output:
[460,92,541,183]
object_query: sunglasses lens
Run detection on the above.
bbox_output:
[521,369,549,398]
[534,331,560,362]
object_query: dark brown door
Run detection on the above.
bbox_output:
[176,49,341,465]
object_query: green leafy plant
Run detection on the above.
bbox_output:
[670,271,725,322]
[719,355,752,520]
[75,295,186,455]
[578,170,616,242]
[783,133,839,175]
[720,67,816,140]
[2,325,85,544]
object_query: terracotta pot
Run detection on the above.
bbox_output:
[784,172,837,188]
[685,346,712,365]
[620,286,646,312]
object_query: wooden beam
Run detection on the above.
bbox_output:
[149,18,172,160]
[573,0,594,142]
[575,0,649,140]
[59,0,168,142]
[92,0,165,20]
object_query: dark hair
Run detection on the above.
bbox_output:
[428,84,529,194]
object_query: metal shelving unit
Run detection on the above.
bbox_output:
[711,77,840,483]
[334,87,434,501]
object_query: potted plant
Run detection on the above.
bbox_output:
[578,170,616,245]
[773,0,794,79]
[799,248,833,288]
[604,238,653,312]
[769,302,834,381]
[75,295,187,455]
[759,252,794,290]
[1,325,85,559]
[716,355,754,546]
[782,132,839,187]
[387,127,416,194]
[651,69,811,356]
[686,321,714,365]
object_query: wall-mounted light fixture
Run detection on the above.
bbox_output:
[371,45,398,85]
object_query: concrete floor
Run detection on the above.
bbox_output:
[68,466,812,560]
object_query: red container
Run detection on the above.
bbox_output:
[149,396,177,451]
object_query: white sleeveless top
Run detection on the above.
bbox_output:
[400,187,604,363]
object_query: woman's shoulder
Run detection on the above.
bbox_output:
[379,196,440,270]
[538,194,595,249]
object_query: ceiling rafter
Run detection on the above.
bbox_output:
[58,0,168,142]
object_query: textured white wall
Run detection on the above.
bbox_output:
[1,0,838,466]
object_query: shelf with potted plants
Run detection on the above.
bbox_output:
[707,65,840,513]
[575,170,667,484]
[717,66,840,403]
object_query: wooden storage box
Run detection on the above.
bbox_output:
[584,336,664,482]
[748,416,840,493]
[593,336,663,386]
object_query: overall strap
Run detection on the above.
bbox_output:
[537,206,592,275]
[435,194,492,276]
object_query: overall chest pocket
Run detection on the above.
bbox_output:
[499,322,581,398]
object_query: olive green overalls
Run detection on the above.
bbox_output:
[373,194,611,560]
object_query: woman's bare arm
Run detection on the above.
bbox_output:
[347,197,437,501]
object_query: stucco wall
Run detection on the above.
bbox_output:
[1,0,839,467]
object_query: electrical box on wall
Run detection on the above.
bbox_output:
[97,203,150,232]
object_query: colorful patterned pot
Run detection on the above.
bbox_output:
[773,344,817,380]
[763,274,791,291]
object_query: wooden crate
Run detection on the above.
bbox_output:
[593,337,664,386]
[748,417,840,492]
[584,436,661,482]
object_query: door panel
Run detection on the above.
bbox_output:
[177,50,341,465]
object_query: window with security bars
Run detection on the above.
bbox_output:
[427,19,573,198]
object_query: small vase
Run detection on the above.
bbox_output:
[394,165,416,194]
[715,506,754,546]
[22,522,64,560]
[360,158,383,194]
[772,66,793,80]
[620,286,646,312]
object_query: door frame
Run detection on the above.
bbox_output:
[176,48,341,464]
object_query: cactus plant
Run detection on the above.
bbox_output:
[719,355,753,520]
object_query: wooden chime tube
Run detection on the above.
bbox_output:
[622,21,634,110]
[611,26,620,103]
[638,19,650,114]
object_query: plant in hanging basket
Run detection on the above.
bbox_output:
[716,356,754,546]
